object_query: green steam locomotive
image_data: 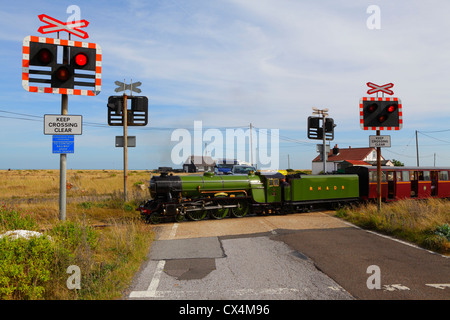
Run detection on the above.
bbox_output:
[137,171,359,224]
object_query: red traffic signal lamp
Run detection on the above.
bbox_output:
[360,97,402,130]
[74,52,88,67]
[22,36,101,96]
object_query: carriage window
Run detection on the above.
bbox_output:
[268,179,273,186]
[273,179,279,187]
[419,171,430,181]
[402,171,410,182]
[396,171,402,181]
[369,171,386,182]
[439,171,449,181]
[387,172,394,182]
[410,171,417,181]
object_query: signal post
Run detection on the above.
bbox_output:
[22,14,102,220]
[107,81,149,202]
[360,82,403,211]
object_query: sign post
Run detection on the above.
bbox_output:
[23,13,101,220]
[309,108,336,174]
[112,80,145,202]
[360,82,402,212]
[60,91,68,220]
[123,93,128,202]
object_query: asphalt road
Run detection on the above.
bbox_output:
[126,211,450,300]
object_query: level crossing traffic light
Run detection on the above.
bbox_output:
[107,96,148,126]
[22,36,101,96]
[360,97,402,130]
[308,116,335,140]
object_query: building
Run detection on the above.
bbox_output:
[311,145,393,174]
[183,156,216,173]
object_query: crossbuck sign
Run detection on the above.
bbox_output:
[37,14,89,39]
[366,82,394,95]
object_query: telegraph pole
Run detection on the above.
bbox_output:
[416,130,420,167]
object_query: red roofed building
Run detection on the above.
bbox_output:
[312,145,393,174]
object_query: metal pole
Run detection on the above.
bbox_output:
[59,94,68,220]
[376,130,381,212]
[59,43,69,221]
[322,113,327,174]
[415,130,420,167]
[123,93,128,202]
[250,123,253,167]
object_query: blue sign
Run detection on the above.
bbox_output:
[52,135,74,154]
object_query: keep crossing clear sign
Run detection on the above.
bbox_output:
[44,115,82,135]
[369,135,391,148]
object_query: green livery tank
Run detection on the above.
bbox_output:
[288,174,359,202]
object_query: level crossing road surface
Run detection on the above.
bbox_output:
[126,211,450,300]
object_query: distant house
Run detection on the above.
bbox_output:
[183,156,216,173]
[312,145,393,174]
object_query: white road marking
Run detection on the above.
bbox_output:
[426,283,450,290]
[129,287,300,298]
[169,223,179,239]
[129,223,178,298]
[382,284,410,292]
[146,260,165,295]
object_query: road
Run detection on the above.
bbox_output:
[126,211,450,300]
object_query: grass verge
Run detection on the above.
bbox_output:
[335,198,450,255]
[0,193,154,300]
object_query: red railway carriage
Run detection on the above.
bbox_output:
[345,166,450,201]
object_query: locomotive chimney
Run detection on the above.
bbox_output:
[333,144,339,155]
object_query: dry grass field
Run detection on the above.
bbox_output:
[0,169,151,225]
[0,169,154,300]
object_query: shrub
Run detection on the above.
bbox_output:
[49,220,99,251]
[435,223,450,241]
[0,204,37,232]
[0,236,54,299]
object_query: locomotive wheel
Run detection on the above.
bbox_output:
[187,209,207,221]
[210,207,228,219]
[231,200,249,218]
[149,212,162,224]
[210,198,229,220]
[175,213,185,222]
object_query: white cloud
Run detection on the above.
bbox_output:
[1,0,450,169]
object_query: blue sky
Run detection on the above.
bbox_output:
[1,0,450,170]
